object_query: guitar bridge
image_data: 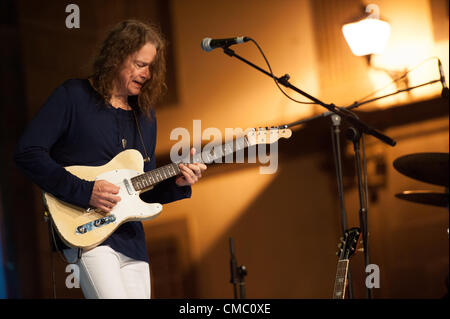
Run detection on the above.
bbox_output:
[76,214,116,235]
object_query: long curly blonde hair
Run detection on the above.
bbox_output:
[91,20,167,118]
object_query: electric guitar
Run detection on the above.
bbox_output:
[332,227,361,299]
[42,126,292,250]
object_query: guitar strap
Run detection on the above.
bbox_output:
[132,109,151,163]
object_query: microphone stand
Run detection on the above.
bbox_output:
[221,46,399,299]
[345,126,372,299]
[220,45,446,298]
[229,237,247,299]
[238,265,248,299]
[222,47,397,147]
[229,237,238,299]
[330,114,354,299]
[287,79,442,128]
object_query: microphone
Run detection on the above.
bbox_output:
[438,59,449,98]
[201,36,250,52]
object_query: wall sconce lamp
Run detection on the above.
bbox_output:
[342,4,391,57]
[342,4,409,89]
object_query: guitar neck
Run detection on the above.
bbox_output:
[130,136,250,192]
[332,259,349,299]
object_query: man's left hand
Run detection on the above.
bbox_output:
[175,148,207,186]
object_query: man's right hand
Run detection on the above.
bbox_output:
[89,180,121,213]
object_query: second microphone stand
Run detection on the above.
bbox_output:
[345,126,372,298]
[229,237,247,299]
[330,114,354,299]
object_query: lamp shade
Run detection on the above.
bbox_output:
[342,18,391,56]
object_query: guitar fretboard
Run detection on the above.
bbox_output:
[332,259,349,299]
[130,136,250,192]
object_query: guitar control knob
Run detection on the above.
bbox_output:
[77,226,87,234]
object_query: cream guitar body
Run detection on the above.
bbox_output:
[43,149,162,250]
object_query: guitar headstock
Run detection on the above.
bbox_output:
[337,227,361,261]
[245,126,292,146]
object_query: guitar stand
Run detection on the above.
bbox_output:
[229,237,247,299]
[237,265,248,299]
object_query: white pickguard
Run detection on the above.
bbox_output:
[95,169,162,223]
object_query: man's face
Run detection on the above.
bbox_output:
[117,42,157,96]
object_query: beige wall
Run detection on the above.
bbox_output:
[155,0,320,155]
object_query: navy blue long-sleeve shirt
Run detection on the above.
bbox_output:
[14,79,191,262]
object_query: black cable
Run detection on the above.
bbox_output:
[45,209,81,298]
[247,38,316,105]
[361,134,370,232]
[360,133,372,299]
[45,214,57,299]
[248,38,442,112]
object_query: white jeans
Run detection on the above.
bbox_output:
[64,245,151,299]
